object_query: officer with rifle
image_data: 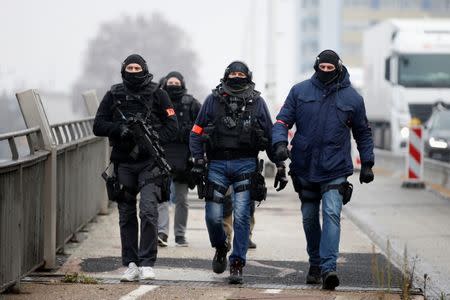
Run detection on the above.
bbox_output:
[189,61,287,284]
[93,54,178,282]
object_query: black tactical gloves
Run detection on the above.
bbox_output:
[274,164,288,191]
[191,158,206,185]
[119,124,132,140]
[359,162,374,184]
[273,142,290,162]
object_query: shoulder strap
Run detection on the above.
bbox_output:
[109,84,125,112]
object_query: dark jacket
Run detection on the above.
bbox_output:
[93,84,178,163]
[189,92,279,163]
[164,94,201,178]
[272,68,374,182]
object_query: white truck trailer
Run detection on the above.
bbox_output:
[362,19,450,153]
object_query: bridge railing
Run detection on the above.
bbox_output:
[51,116,106,250]
[0,125,50,292]
[0,89,107,292]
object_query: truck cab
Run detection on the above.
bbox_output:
[363,19,450,153]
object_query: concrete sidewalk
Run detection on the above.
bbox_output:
[344,169,450,298]
[2,182,422,299]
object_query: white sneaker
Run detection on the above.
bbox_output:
[140,266,156,280]
[120,262,140,282]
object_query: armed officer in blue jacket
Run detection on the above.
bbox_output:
[272,50,374,290]
[190,61,287,284]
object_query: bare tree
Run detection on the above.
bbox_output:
[72,13,204,110]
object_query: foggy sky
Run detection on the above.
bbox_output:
[0,0,251,95]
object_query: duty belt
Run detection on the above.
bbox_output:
[208,150,257,160]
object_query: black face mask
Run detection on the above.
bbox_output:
[225,77,249,90]
[122,71,150,90]
[165,85,185,100]
[317,69,339,85]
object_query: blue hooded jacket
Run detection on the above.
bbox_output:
[272,68,374,183]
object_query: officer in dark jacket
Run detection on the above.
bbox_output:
[190,61,287,284]
[157,71,201,247]
[272,50,374,290]
[93,54,178,282]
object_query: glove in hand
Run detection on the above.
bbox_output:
[274,165,288,191]
[119,124,133,140]
[359,163,374,184]
[191,159,206,185]
[274,142,290,161]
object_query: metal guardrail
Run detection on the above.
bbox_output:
[0,127,43,160]
[0,127,49,292]
[1,89,108,293]
[49,116,106,250]
[54,136,106,250]
[50,117,94,145]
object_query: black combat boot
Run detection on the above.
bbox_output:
[322,271,340,290]
[228,259,243,284]
[306,265,321,284]
[212,243,228,274]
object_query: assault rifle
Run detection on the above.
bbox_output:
[116,107,172,175]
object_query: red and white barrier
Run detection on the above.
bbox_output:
[402,126,425,188]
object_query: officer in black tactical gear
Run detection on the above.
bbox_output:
[93,54,178,282]
[189,61,287,284]
[157,71,201,247]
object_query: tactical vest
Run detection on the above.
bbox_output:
[110,83,155,122]
[109,83,158,156]
[208,95,268,159]
[172,94,195,143]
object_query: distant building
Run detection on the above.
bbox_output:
[298,0,450,74]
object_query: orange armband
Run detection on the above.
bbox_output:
[166,108,175,117]
[192,124,204,135]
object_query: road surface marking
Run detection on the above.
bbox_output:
[119,285,159,300]
[263,289,282,294]
[247,260,299,277]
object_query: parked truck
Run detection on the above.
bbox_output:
[362,19,450,153]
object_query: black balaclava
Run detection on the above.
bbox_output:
[222,61,252,92]
[163,71,186,101]
[314,50,342,85]
[121,54,153,90]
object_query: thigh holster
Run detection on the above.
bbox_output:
[232,172,266,203]
[205,180,228,204]
[321,181,353,205]
[142,172,171,204]
[289,171,321,203]
[233,173,252,193]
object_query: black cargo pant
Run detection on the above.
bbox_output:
[117,160,161,267]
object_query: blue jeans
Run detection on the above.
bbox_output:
[205,158,256,265]
[299,176,346,274]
